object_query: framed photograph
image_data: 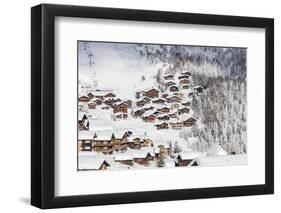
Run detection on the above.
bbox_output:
[31,3,274,209]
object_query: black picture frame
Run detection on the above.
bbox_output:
[31,3,274,209]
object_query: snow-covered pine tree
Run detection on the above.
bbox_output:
[173,141,182,154]
[157,155,166,167]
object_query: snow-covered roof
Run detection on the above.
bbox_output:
[79,156,109,170]
[133,152,149,159]
[79,130,95,140]
[207,143,228,156]
[88,99,98,104]
[142,110,157,117]
[94,135,112,141]
[154,147,160,154]
[168,85,178,89]
[114,154,133,161]
[145,88,159,93]
[89,90,113,96]
[157,106,170,110]
[181,115,196,121]
[154,121,168,126]
[169,118,179,123]
[157,143,169,148]
[151,98,166,103]
[189,154,248,167]
[78,112,87,120]
[140,147,155,156]
[178,152,205,160]
[93,130,127,140]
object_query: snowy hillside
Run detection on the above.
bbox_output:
[77,41,247,171]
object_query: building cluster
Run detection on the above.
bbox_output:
[78,128,213,170]
[78,130,175,168]
[78,89,133,125]
[133,71,203,129]
[78,69,209,170]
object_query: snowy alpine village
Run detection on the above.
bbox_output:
[78,41,247,171]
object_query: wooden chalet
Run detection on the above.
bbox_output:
[169,120,183,129]
[127,136,153,149]
[182,84,189,89]
[180,79,190,85]
[143,106,154,111]
[136,100,147,107]
[92,135,113,154]
[92,131,130,154]
[172,103,180,108]
[78,113,89,130]
[78,95,90,102]
[153,110,161,116]
[103,98,118,106]
[80,141,92,151]
[113,102,128,113]
[164,74,174,80]
[141,139,153,147]
[165,81,176,88]
[155,122,169,130]
[162,93,169,99]
[78,132,93,151]
[93,98,102,105]
[144,88,159,98]
[178,74,190,80]
[166,96,182,103]
[173,92,184,98]
[104,92,116,98]
[124,100,132,108]
[181,71,191,76]
[188,92,194,98]
[177,152,204,167]
[114,155,133,166]
[157,114,170,121]
[134,109,144,117]
[158,107,170,113]
[169,85,179,92]
[169,112,178,118]
[142,114,156,122]
[133,152,153,165]
[178,107,190,115]
[182,117,197,127]
[143,96,151,103]
[128,136,141,149]
[194,86,204,93]
[87,92,95,99]
[152,98,166,104]
[182,101,191,107]
[95,95,105,100]
[115,113,128,119]
[88,102,96,109]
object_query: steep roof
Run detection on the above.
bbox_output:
[78,112,87,120]
[114,154,133,161]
